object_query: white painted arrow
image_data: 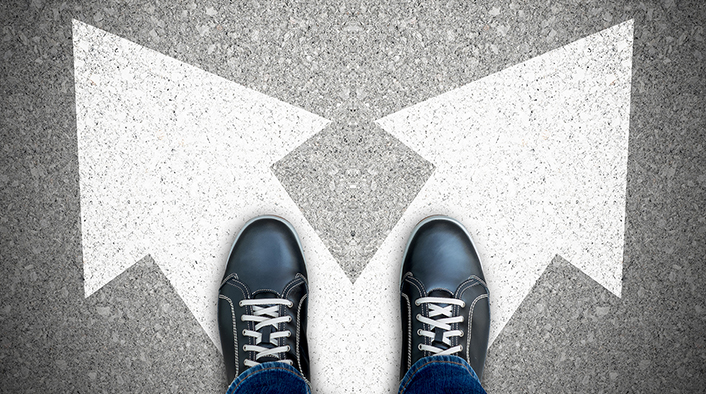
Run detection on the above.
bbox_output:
[72,20,342,353]
[72,20,382,394]
[363,20,633,383]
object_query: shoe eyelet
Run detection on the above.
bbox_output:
[287,316,292,323]
[238,300,244,307]
[459,331,464,337]
[286,331,291,338]
[287,301,294,308]
[414,300,420,306]
[460,345,464,351]
[460,301,466,308]
[415,313,422,321]
[242,329,247,336]
[418,344,423,351]
[416,329,422,336]
[242,345,247,351]
[286,345,291,352]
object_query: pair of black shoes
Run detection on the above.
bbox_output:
[218,215,490,385]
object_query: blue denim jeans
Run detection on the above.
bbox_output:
[398,355,486,394]
[225,362,311,394]
[226,356,486,394]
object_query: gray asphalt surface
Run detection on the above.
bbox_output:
[1,0,704,392]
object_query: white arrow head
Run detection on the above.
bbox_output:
[375,20,633,349]
[72,20,333,347]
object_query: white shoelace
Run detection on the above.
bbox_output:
[415,296,466,355]
[239,298,294,367]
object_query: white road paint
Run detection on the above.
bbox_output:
[73,18,633,393]
[72,20,341,356]
[366,19,633,390]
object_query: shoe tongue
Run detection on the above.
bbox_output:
[428,288,454,301]
[252,290,282,300]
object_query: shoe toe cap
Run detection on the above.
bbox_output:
[223,217,307,294]
[402,217,484,292]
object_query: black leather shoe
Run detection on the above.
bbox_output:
[218,216,310,383]
[399,216,490,380]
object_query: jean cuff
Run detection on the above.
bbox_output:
[226,361,310,394]
[398,355,484,394]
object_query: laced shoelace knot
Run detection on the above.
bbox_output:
[415,296,466,356]
[238,298,294,367]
